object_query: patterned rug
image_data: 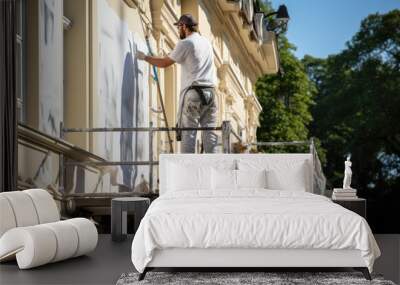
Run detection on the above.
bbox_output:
[116,271,396,285]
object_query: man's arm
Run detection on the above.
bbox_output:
[136,51,175,68]
[144,55,175,68]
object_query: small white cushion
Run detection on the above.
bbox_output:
[236,169,268,189]
[212,168,237,190]
[167,163,212,191]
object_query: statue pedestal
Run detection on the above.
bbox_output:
[333,188,357,192]
[332,188,358,200]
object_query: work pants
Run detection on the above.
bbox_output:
[179,89,218,153]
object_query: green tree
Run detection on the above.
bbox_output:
[255,37,316,154]
[306,10,400,232]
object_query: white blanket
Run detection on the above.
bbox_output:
[131,190,380,273]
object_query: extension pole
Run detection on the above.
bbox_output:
[139,13,174,153]
[147,39,174,154]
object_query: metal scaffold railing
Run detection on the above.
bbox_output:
[60,120,241,195]
[248,138,327,195]
[17,121,328,218]
[18,120,325,200]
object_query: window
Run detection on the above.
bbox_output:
[15,0,26,122]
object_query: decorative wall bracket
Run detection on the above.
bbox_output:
[217,62,229,93]
[150,0,164,41]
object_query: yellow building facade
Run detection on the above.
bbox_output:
[17,0,278,203]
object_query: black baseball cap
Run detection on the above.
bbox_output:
[174,14,198,26]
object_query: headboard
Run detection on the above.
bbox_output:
[159,153,314,195]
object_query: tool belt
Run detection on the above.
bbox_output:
[188,85,215,106]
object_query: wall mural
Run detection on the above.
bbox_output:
[39,0,63,137]
[97,0,150,193]
[34,0,63,188]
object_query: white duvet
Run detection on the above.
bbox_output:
[131,190,380,273]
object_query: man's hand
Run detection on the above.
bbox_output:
[135,51,175,68]
[135,50,147,60]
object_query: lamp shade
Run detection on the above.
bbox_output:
[276,5,289,21]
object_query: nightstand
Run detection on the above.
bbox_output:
[111,197,150,242]
[332,198,366,219]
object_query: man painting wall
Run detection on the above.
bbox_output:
[136,14,218,153]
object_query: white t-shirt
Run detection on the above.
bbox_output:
[169,32,216,90]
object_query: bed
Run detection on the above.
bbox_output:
[131,154,380,280]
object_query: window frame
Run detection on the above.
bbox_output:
[15,0,26,123]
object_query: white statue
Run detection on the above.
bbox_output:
[343,156,353,189]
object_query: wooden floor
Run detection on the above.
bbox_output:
[0,235,398,285]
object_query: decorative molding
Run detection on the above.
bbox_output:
[244,92,262,113]
[209,1,261,79]
[217,63,237,105]
[218,0,241,12]
[241,0,254,25]
[160,1,180,46]
[225,91,236,105]
[217,62,229,92]
[163,0,180,21]
[244,96,253,109]
[150,0,164,41]
[232,112,243,127]
[123,0,138,8]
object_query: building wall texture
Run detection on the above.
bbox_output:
[18,0,278,196]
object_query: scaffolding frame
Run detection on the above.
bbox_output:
[18,122,326,215]
[60,120,241,195]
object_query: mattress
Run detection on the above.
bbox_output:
[131,189,380,273]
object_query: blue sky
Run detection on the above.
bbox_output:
[269,0,399,59]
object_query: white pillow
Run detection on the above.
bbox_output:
[236,169,268,189]
[237,159,310,192]
[167,162,212,191]
[266,161,308,191]
[212,168,237,190]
